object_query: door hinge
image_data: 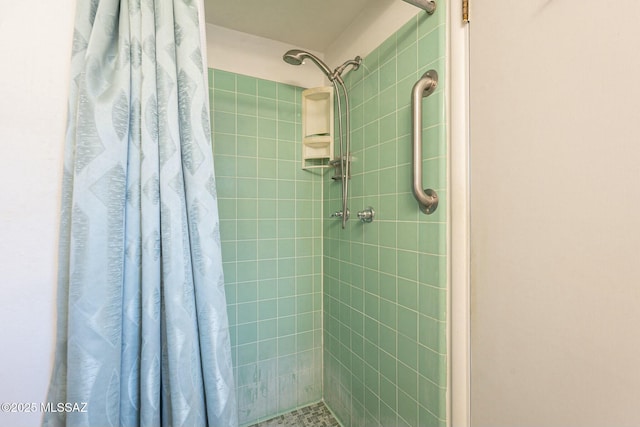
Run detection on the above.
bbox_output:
[463,0,470,23]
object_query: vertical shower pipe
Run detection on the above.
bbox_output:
[336,78,350,229]
[330,57,360,227]
[330,82,346,226]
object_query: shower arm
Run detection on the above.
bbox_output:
[331,57,362,81]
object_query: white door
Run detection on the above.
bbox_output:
[469,1,640,426]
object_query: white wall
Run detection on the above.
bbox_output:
[0,2,75,426]
[206,23,327,88]
[469,1,640,426]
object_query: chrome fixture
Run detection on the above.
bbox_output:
[411,70,439,214]
[357,207,375,223]
[402,0,436,14]
[330,209,350,220]
[329,156,351,181]
[283,50,333,78]
[333,58,364,80]
[283,49,362,229]
[283,50,362,83]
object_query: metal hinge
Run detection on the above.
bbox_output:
[463,0,470,23]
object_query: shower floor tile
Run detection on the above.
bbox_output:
[249,401,340,427]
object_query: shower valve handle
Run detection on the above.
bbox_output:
[330,209,350,219]
[357,207,375,223]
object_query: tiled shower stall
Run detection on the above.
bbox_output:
[210,7,447,427]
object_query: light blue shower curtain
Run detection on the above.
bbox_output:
[44,0,237,426]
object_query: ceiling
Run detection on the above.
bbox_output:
[204,0,374,53]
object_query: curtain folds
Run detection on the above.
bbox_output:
[44,0,237,426]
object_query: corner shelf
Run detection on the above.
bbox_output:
[301,86,334,170]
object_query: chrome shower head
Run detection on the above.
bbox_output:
[283,49,305,65]
[282,49,334,80]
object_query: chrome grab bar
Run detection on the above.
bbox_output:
[411,69,439,215]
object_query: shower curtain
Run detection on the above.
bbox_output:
[44,0,237,426]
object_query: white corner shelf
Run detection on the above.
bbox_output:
[301,86,334,169]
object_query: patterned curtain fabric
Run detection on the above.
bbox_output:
[44,1,237,426]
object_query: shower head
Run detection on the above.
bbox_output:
[283,49,335,81]
[282,49,305,66]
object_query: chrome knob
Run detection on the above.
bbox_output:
[357,207,375,223]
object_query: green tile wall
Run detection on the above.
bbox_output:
[209,69,324,427]
[322,9,448,427]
